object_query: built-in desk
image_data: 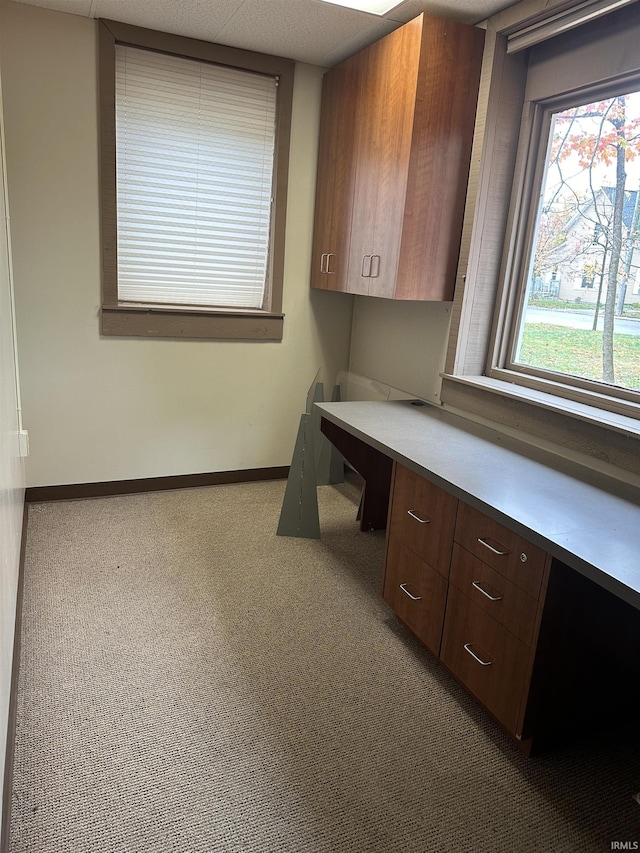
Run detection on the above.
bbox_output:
[316,399,640,752]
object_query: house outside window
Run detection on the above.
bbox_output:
[98,20,294,341]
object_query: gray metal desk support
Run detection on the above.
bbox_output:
[315,399,640,612]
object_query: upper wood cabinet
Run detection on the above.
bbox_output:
[309,59,356,292]
[310,13,484,300]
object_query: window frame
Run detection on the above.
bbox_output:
[440,0,640,477]
[490,73,640,416]
[98,19,295,341]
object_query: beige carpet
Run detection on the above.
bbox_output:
[8,480,640,852]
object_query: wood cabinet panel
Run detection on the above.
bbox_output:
[310,13,484,301]
[440,585,531,736]
[454,501,546,598]
[449,543,539,646]
[309,59,356,291]
[389,463,457,577]
[395,16,486,300]
[383,535,448,655]
[346,18,421,298]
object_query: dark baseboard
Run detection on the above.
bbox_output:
[1,502,29,853]
[24,467,289,503]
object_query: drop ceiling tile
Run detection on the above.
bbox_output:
[386,0,520,24]
[10,0,519,65]
[215,0,396,65]
[321,17,399,64]
[12,0,93,15]
[93,0,245,43]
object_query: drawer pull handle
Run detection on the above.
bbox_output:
[399,583,421,601]
[464,643,492,666]
[472,581,502,602]
[407,510,430,524]
[477,537,509,556]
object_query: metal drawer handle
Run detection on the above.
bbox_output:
[407,509,430,524]
[326,252,335,274]
[477,537,509,556]
[370,254,381,278]
[361,254,372,277]
[320,252,327,273]
[464,643,492,666]
[399,583,421,601]
[472,581,502,602]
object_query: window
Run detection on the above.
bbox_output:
[508,83,640,397]
[99,20,294,340]
[442,0,640,444]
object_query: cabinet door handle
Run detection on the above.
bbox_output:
[407,509,430,524]
[325,253,335,274]
[370,254,381,278]
[361,254,372,277]
[464,643,492,666]
[477,537,509,556]
[472,581,502,602]
[399,583,421,601]
[320,253,327,273]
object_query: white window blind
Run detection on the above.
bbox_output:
[115,46,278,310]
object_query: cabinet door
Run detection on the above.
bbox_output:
[310,62,356,291]
[346,19,421,297]
[343,45,376,295]
[383,535,448,655]
[367,18,421,299]
[395,16,484,300]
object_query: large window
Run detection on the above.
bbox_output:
[99,20,294,340]
[507,82,640,402]
[443,0,640,453]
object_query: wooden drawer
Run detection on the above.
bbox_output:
[449,543,539,646]
[440,585,531,735]
[389,463,457,577]
[454,502,546,598]
[383,534,448,656]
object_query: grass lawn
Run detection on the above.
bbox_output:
[519,324,640,391]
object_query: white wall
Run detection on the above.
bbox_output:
[0,2,354,488]
[348,296,452,403]
[0,11,25,826]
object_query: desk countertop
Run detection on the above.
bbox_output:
[316,399,640,611]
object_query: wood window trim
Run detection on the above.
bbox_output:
[441,0,640,477]
[98,19,294,341]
